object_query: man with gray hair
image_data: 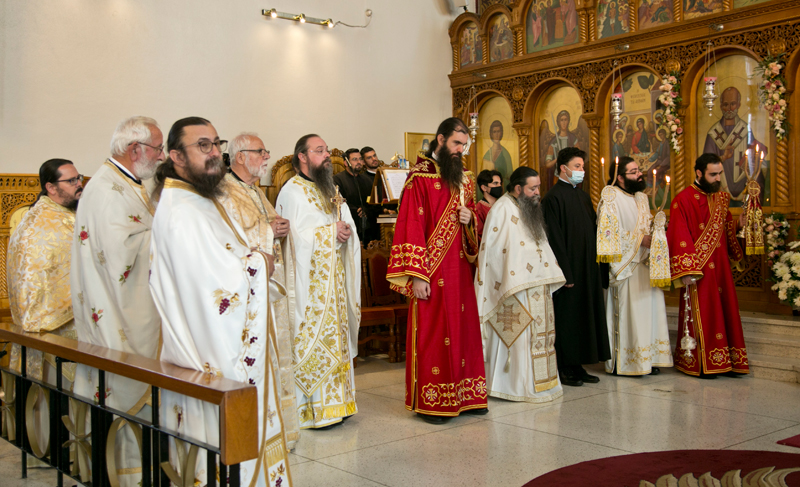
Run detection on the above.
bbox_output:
[71,116,164,485]
[217,132,300,448]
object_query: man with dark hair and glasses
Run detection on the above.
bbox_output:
[72,116,165,485]
[217,132,300,448]
[149,117,292,485]
[596,156,673,378]
[276,134,361,430]
[7,158,82,458]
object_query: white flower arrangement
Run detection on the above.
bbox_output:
[752,53,790,141]
[767,212,800,307]
[657,72,682,154]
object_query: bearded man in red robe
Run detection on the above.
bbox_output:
[667,153,749,378]
[387,117,488,423]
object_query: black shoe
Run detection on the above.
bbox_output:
[698,373,718,380]
[417,413,449,424]
[559,369,584,387]
[463,408,489,415]
[649,367,661,376]
[579,368,600,384]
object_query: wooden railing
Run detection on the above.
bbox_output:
[0,322,257,487]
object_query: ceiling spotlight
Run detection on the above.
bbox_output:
[298,13,306,23]
[327,19,334,28]
[269,8,277,18]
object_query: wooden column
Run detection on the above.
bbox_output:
[672,106,688,193]
[482,34,489,64]
[452,43,459,72]
[775,137,790,206]
[514,123,533,168]
[579,8,589,42]
[673,0,683,23]
[514,26,525,56]
[628,0,637,32]
[585,116,603,206]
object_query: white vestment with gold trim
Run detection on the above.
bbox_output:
[600,187,673,375]
[149,179,291,487]
[475,194,565,403]
[218,173,300,449]
[71,161,161,486]
[275,176,361,429]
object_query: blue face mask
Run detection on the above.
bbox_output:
[568,170,585,185]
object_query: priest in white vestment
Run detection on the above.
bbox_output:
[475,167,565,403]
[219,132,300,449]
[71,117,164,485]
[597,156,672,376]
[276,134,361,429]
[149,117,291,487]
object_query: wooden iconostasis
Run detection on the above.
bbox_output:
[450,0,800,312]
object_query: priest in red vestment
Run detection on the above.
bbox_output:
[475,169,503,242]
[667,153,750,377]
[387,117,488,423]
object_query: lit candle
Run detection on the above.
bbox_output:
[601,157,605,184]
[659,175,671,212]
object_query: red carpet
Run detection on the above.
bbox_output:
[779,434,800,449]
[525,450,800,487]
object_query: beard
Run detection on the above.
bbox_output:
[519,193,547,244]
[696,177,722,194]
[186,155,225,199]
[56,186,81,211]
[310,158,337,207]
[623,175,647,194]
[436,145,464,192]
[246,160,270,180]
[723,109,737,120]
[133,155,160,180]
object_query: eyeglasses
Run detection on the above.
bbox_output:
[130,141,164,152]
[56,175,84,186]
[624,169,643,175]
[184,139,228,154]
[240,149,271,158]
[307,147,330,156]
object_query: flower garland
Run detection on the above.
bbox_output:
[657,71,682,154]
[765,213,800,307]
[752,53,790,141]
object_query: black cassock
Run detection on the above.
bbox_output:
[542,179,611,368]
[333,170,381,244]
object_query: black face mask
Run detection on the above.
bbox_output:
[488,186,503,199]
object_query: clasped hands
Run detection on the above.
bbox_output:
[336,221,352,243]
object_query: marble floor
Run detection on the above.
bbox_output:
[3,357,800,487]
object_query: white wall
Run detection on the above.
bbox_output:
[0,0,456,181]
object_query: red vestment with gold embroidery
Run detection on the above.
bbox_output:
[667,184,749,376]
[474,199,492,243]
[387,156,488,416]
